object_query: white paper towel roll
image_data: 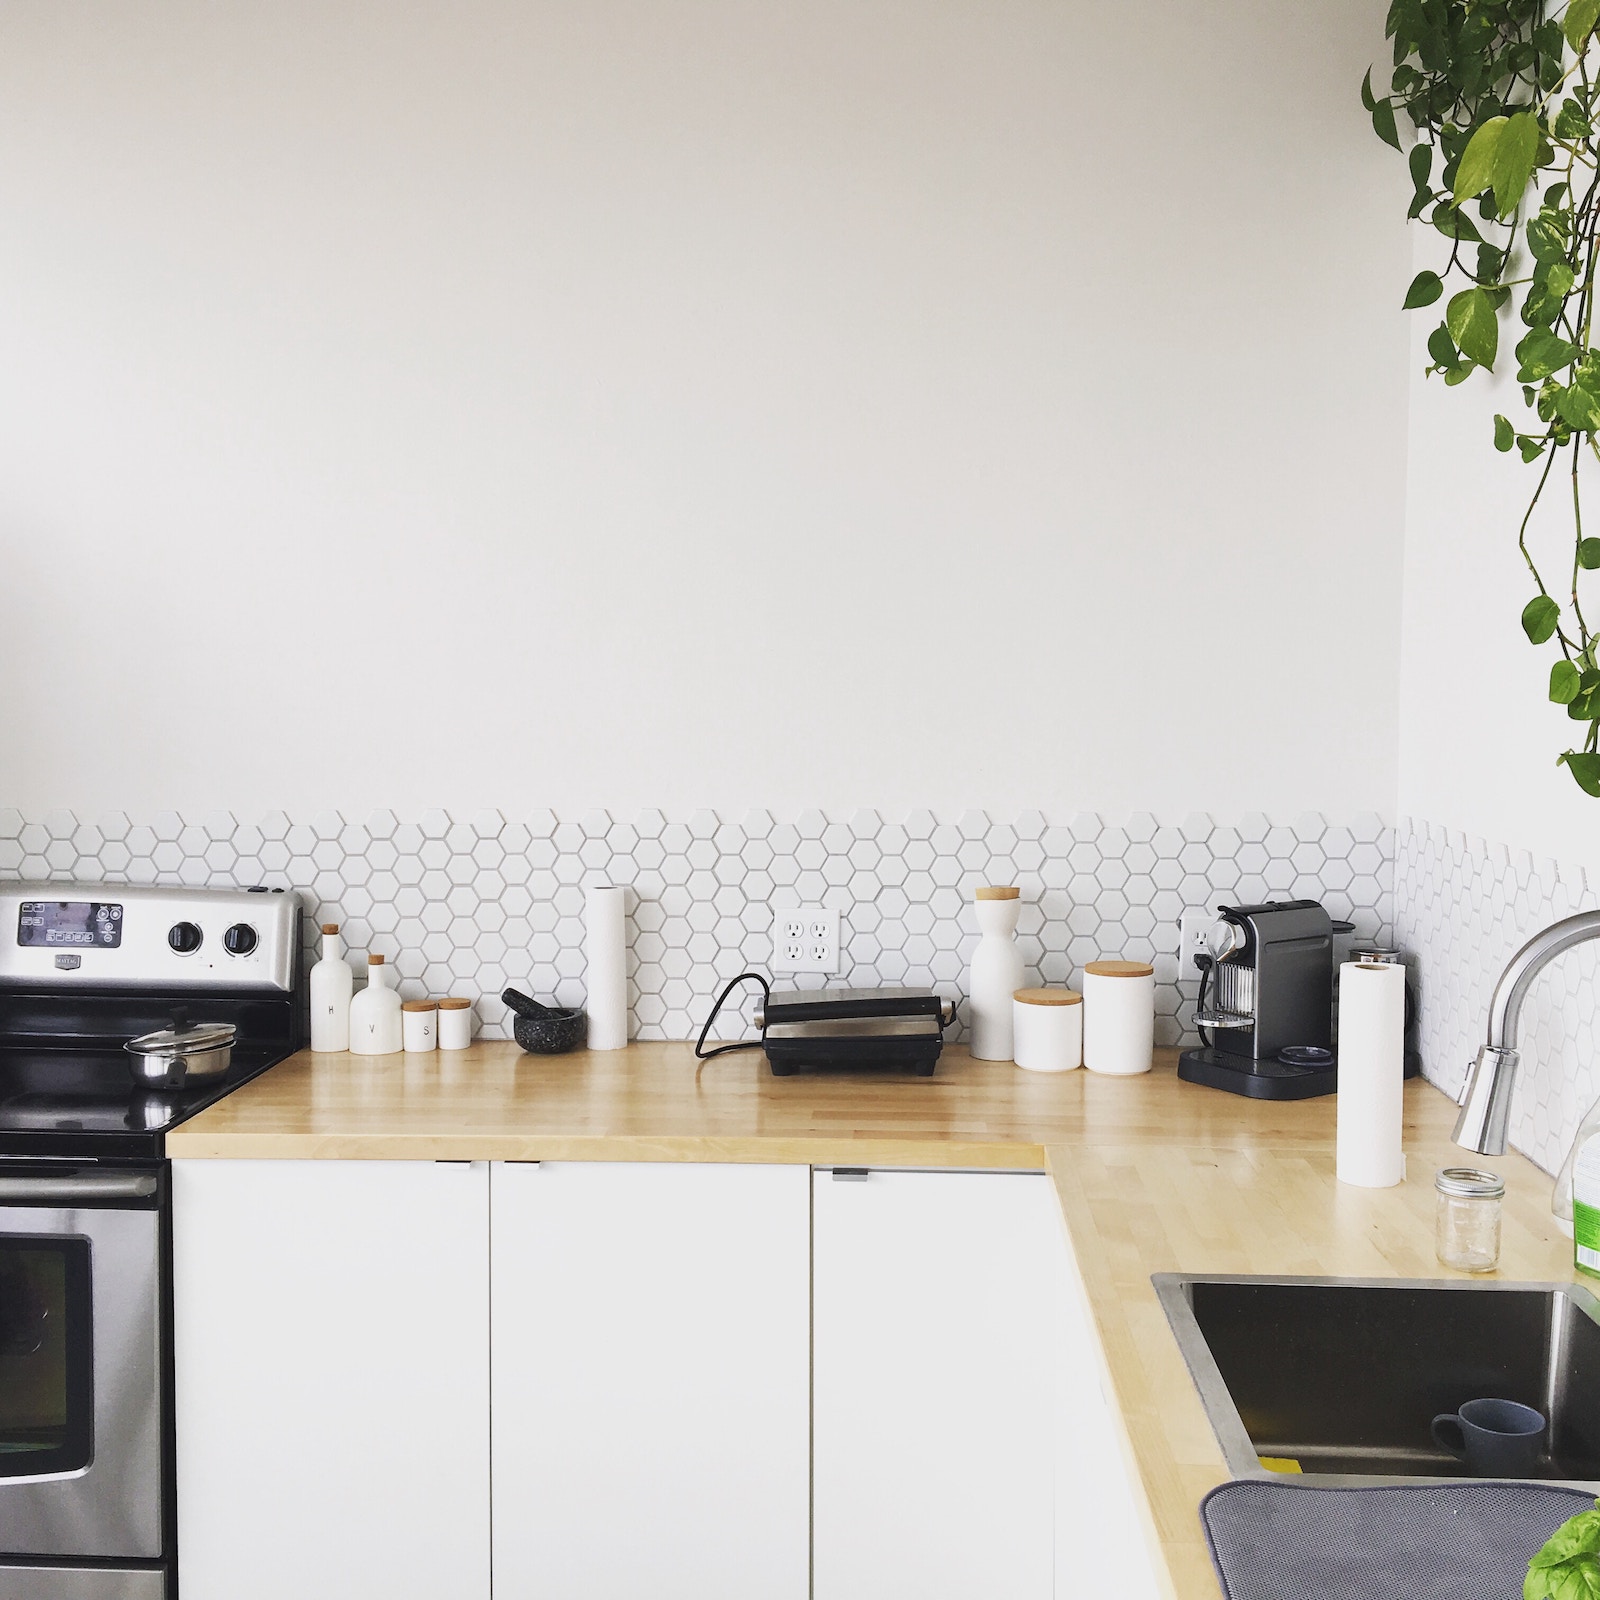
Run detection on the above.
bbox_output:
[584,883,628,1051]
[1336,959,1406,1188]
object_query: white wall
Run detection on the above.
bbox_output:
[0,0,1410,820]
[1397,226,1600,870]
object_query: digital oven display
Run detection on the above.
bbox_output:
[17,901,123,949]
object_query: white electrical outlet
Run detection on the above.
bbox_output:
[770,906,841,974]
[1178,909,1219,979]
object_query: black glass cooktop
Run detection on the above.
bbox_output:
[0,1045,290,1159]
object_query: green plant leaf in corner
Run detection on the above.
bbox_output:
[1524,593,1562,643]
[1360,66,1377,112]
[1566,0,1600,52]
[1405,270,1444,308]
[1580,538,1600,569]
[1373,96,1401,151]
[1527,1504,1600,1596]
[1495,414,1516,450]
[1552,660,1582,703]
[1448,286,1499,369]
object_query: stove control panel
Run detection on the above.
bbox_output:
[0,883,302,992]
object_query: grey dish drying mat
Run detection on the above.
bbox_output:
[1200,1479,1596,1600]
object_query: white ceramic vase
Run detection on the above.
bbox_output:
[968,888,1024,1061]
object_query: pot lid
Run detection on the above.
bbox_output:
[124,1021,237,1055]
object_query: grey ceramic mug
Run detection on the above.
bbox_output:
[1431,1397,1546,1476]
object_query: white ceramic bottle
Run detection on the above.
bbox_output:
[968,886,1025,1061]
[348,953,403,1056]
[308,922,354,1052]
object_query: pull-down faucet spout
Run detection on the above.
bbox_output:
[1453,910,1600,1155]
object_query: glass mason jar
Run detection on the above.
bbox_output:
[1435,1167,1505,1273]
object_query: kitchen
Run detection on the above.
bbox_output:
[3,1,1600,1597]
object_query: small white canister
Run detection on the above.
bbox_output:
[437,997,474,1051]
[1012,988,1082,1073]
[401,1000,438,1053]
[1081,960,1155,1076]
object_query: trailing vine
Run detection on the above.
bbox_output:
[1368,0,1600,792]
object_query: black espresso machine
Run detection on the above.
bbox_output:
[1177,899,1417,1101]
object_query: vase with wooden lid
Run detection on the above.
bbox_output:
[1081,959,1155,1075]
[969,886,1024,1061]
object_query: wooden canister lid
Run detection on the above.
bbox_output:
[367,952,385,965]
[436,997,472,1010]
[401,999,438,1013]
[1084,959,1154,978]
[975,885,1021,900]
[1014,987,1081,1007]
[321,922,339,935]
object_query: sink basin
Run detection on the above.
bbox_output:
[1155,1274,1600,1486]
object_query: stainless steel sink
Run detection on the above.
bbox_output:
[1155,1274,1600,1486]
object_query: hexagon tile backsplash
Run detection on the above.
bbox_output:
[0,807,1394,1048]
[1395,817,1600,1177]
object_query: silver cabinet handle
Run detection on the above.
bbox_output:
[831,1168,870,1182]
[0,1173,157,1202]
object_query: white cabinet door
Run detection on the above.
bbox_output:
[173,1159,490,1600]
[1049,1211,1162,1600]
[813,1167,1058,1600]
[490,1160,810,1600]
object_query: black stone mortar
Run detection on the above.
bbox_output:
[512,1008,587,1055]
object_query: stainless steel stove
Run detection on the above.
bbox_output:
[0,882,304,1597]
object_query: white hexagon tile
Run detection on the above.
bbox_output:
[0,808,1394,1051]
[1395,818,1600,1176]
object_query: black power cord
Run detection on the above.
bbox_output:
[694,971,772,1062]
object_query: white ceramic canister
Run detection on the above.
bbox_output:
[437,996,474,1050]
[401,999,438,1053]
[968,886,1025,1061]
[1012,988,1082,1073]
[1081,959,1155,1076]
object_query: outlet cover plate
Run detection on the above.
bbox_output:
[1178,909,1218,981]
[770,906,841,975]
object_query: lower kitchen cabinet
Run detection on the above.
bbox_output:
[813,1167,1059,1599]
[172,1159,491,1600]
[489,1160,811,1599]
[171,1157,1157,1599]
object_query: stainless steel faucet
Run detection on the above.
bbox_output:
[1454,910,1600,1154]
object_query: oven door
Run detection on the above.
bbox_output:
[0,1168,162,1560]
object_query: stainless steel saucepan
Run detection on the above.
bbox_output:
[124,1021,236,1089]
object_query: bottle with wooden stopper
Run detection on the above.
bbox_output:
[968,886,1025,1061]
[348,953,403,1056]
[309,922,354,1052]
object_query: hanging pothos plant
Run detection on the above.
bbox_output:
[1367,0,1600,793]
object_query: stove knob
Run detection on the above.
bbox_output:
[168,922,203,955]
[223,923,258,957]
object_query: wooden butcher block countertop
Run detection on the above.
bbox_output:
[168,1042,1577,1600]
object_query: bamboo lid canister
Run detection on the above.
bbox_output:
[1081,960,1155,1076]
[1011,987,1082,1073]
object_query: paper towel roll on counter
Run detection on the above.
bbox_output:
[584,884,628,1051]
[1336,959,1407,1188]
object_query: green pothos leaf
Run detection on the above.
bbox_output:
[1373,97,1401,150]
[1553,660,1583,703]
[1524,593,1562,643]
[1521,435,1550,462]
[1405,269,1444,308]
[1448,287,1499,368]
[1495,414,1516,450]
[1566,0,1600,52]
[1560,752,1600,798]
[1580,538,1600,570]
[1517,328,1581,382]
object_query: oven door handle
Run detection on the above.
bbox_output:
[0,1172,158,1202]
